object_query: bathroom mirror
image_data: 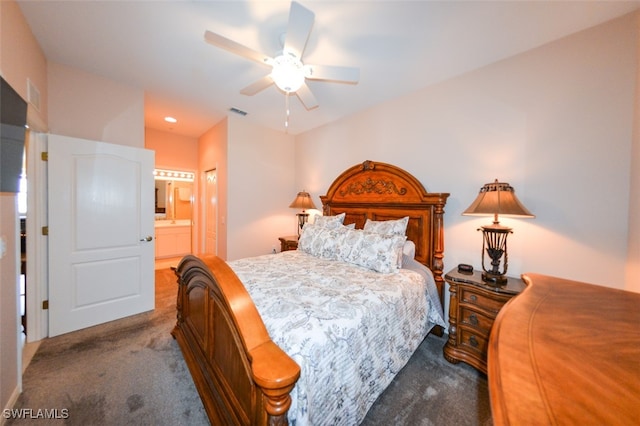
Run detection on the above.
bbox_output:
[154,169,194,221]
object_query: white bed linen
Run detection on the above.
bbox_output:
[228,250,445,425]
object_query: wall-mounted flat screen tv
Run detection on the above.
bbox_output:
[1,76,28,193]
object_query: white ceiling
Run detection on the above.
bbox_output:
[17,1,640,137]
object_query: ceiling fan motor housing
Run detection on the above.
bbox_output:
[272,51,305,93]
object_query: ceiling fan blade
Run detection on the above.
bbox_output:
[240,75,274,96]
[305,64,360,84]
[204,30,273,66]
[296,83,319,110]
[283,1,315,59]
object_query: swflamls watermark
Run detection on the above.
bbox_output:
[2,408,69,420]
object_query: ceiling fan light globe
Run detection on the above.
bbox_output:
[272,53,305,93]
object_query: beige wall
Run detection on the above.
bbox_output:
[145,127,198,171]
[47,62,144,147]
[0,0,48,130]
[295,12,639,291]
[626,12,640,293]
[226,115,296,260]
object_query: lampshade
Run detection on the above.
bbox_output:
[462,180,534,223]
[289,190,317,211]
[271,52,305,93]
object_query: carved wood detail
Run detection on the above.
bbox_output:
[338,177,408,197]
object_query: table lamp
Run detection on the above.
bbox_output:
[462,179,534,285]
[289,190,317,236]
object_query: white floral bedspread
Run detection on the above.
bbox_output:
[228,250,445,426]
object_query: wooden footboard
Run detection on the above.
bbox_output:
[171,255,300,425]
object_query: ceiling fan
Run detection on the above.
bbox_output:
[204,1,360,113]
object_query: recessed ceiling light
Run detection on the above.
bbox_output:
[164,116,177,123]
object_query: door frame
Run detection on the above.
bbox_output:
[25,131,48,342]
[25,133,156,340]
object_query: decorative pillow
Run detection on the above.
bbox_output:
[335,228,406,274]
[312,212,346,229]
[363,216,409,236]
[299,224,405,273]
[298,223,337,259]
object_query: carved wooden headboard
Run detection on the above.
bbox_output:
[320,160,449,298]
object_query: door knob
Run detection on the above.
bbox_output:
[140,236,153,242]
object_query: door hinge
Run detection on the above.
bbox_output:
[42,226,49,236]
[42,300,49,310]
[41,152,48,161]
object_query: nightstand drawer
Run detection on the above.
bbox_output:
[460,286,508,314]
[459,328,488,358]
[460,306,494,333]
[443,268,526,374]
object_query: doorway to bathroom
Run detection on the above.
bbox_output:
[154,169,194,264]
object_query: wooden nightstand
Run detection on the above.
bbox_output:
[278,235,298,252]
[443,267,526,374]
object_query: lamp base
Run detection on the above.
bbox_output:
[482,271,508,286]
[296,212,309,236]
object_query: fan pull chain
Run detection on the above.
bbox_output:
[284,92,290,133]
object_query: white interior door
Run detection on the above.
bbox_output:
[204,169,217,255]
[48,134,155,337]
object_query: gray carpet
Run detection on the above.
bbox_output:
[362,335,493,426]
[9,268,492,425]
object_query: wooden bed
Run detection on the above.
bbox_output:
[172,160,449,425]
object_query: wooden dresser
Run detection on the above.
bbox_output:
[443,268,526,374]
[488,273,640,425]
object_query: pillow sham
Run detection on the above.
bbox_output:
[312,212,346,229]
[298,223,338,259]
[363,216,409,236]
[299,223,406,274]
[338,228,406,274]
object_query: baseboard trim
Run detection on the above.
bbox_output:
[1,385,21,425]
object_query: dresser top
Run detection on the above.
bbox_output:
[488,273,640,425]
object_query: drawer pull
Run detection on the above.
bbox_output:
[469,294,478,302]
[469,314,478,326]
[469,335,479,347]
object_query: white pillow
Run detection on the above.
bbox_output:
[338,228,406,274]
[312,212,346,229]
[298,223,338,259]
[363,216,409,236]
[403,240,416,259]
[299,224,406,274]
